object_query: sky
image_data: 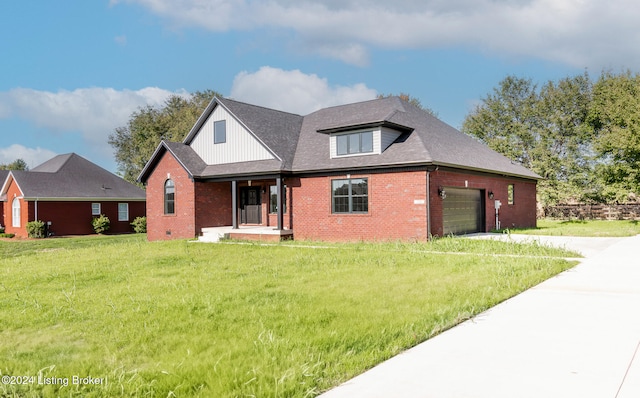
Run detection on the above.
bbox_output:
[1,0,638,174]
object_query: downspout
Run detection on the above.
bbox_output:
[35,197,38,222]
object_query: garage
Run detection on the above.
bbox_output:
[442,188,484,235]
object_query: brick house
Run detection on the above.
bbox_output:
[1,153,146,237]
[138,96,540,241]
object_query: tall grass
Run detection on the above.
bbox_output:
[0,235,574,397]
[504,219,640,237]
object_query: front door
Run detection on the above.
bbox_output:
[240,187,262,224]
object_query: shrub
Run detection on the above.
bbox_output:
[92,215,110,234]
[0,226,4,234]
[26,220,46,238]
[131,216,147,234]
[0,233,15,238]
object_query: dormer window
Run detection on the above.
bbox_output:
[324,123,411,159]
[336,131,374,156]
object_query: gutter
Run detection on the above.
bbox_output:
[23,197,146,202]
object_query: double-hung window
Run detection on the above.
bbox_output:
[332,178,368,213]
[118,203,129,221]
[92,203,101,216]
[336,131,373,156]
[508,184,515,205]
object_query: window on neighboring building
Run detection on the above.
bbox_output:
[332,178,368,213]
[92,203,101,216]
[164,179,175,215]
[12,197,20,227]
[269,185,287,213]
[214,120,226,144]
[336,131,374,156]
[508,184,515,205]
[118,203,129,221]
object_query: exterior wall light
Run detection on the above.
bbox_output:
[488,191,494,199]
[438,187,446,199]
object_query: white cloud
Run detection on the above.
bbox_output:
[230,66,377,114]
[0,144,57,169]
[113,0,640,69]
[0,86,188,147]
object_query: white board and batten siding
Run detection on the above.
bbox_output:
[189,105,276,165]
[329,127,402,158]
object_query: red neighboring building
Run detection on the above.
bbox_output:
[138,96,540,242]
[1,153,146,237]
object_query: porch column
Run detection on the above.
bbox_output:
[231,180,238,229]
[276,176,284,231]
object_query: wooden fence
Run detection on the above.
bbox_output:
[543,204,640,220]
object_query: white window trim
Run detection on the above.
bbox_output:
[92,203,101,216]
[118,203,129,222]
[330,128,381,159]
[12,197,20,228]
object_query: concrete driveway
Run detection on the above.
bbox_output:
[320,234,640,398]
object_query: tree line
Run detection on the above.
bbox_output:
[0,159,28,170]
[462,71,640,208]
[107,72,640,209]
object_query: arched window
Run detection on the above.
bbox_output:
[12,197,21,227]
[164,179,175,215]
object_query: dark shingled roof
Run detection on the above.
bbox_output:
[293,97,539,179]
[4,153,145,200]
[139,96,540,182]
[0,170,9,201]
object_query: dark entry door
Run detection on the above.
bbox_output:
[240,187,262,224]
[442,188,484,235]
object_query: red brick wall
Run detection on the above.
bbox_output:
[32,200,145,236]
[429,169,537,236]
[292,171,429,241]
[194,181,233,232]
[291,169,537,241]
[3,178,29,237]
[146,151,196,240]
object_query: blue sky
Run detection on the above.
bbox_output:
[1,0,636,173]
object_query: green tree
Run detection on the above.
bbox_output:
[588,71,640,202]
[0,158,29,170]
[462,74,595,207]
[109,90,221,184]
[534,73,594,205]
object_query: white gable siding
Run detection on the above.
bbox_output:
[381,127,402,152]
[190,105,275,165]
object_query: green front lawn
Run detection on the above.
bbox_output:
[1,235,575,397]
[503,219,640,237]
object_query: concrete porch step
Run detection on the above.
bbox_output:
[199,226,293,242]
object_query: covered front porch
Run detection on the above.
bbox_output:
[197,175,293,241]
